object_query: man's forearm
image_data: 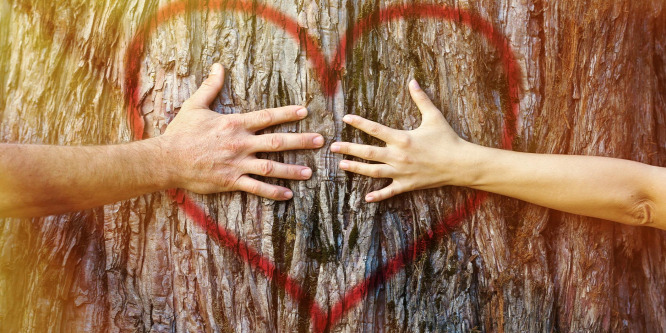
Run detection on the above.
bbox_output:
[0,140,169,217]
[461,144,665,228]
[0,64,323,218]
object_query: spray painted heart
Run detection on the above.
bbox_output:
[124,1,521,331]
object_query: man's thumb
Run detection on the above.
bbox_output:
[189,63,225,108]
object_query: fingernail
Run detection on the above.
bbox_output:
[330,143,340,152]
[313,136,324,146]
[301,168,312,178]
[365,194,374,202]
[410,79,420,90]
[339,161,349,169]
[284,190,293,199]
[297,108,308,118]
[211,63,222,75]
[342,115,352,123]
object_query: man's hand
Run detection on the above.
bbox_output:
[0,63,323,218]
[160,63,324,200]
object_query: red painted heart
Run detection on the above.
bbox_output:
[124,1,521,331]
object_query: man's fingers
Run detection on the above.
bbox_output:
[339,160,394,179]
[330,142,388,162]
[245,159,313,180]
[365,182,402,202]
[188,63,226,108]
[252,133,324,152]
[244,106,309,131]
[408,79,446,125]
[234,175,293,200]
[341,114,397,143]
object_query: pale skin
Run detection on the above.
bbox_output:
[0,63,324,218]
[332,79,666,230]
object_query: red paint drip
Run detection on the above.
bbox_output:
[125,1,521,331]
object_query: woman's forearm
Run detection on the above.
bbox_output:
[333,79,666,229]
[457,144,666,228]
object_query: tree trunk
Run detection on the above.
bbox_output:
[1,0,665,332]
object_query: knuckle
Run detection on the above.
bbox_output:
[201,80,213,89]
[222,117,240,130]
[369,124,382,136]
[270,187,281,198]
[396,153,413,164]
[371,168,383,178]
[220,177,234,189]
[415,92,429,103]
[269,136,283,150]
[394,134,412,147]
[201,78,217,90]
[227,140,245,153]
[301,135,310,148]
[250,183,261,195]
[260,161,275,176]
[259,110,274,126]
[364,148,376,160]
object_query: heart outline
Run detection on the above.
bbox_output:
[124,1,521,331]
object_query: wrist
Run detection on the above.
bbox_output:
[448,140,491,188]
[147,136,178,190]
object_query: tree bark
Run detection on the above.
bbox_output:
[1,0,665,332]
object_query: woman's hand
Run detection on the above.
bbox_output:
[331,80,479,202]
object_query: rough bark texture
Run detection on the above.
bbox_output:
[1,0,665,332]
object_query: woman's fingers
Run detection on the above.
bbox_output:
[245,159,312,180]
[234,175,294,200]
[365,182,402,202]
[330,142,388,162]
[336,159,405,201]
[342,114,398,143]
[339,160,394,179]
[327,81,457,204]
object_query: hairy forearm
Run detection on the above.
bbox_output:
[0,140,169,217]
[459,144,665,228]
[0,64,323,218]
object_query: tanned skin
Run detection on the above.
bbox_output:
[0,64,324,217]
